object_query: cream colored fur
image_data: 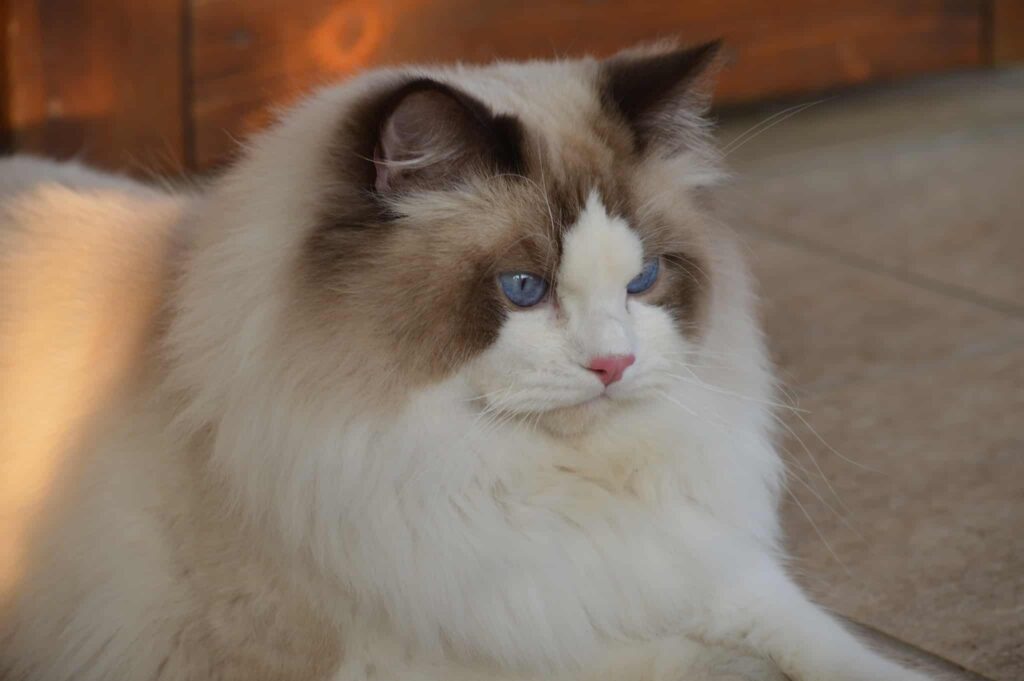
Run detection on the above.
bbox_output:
[0,56,934,681]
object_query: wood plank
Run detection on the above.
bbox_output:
[993,0,1024,63]
[1,0,10,151]
[192,0,986,169]
[5,0,186,174]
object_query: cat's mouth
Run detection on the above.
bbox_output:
[541,385,617,413]
[468,372,644,434]
[570,392,611,411]
[528,384,642,431]
[538,379,642,414]
[531,394,620,436]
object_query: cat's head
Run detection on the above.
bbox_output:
[174,42,737,437]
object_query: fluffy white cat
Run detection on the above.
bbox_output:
[0,43,933,681]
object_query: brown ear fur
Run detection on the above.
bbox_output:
[602,40,723,152]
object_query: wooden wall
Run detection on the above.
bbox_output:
[994,0,1024,63]
[0,0,1010,174]
[5,0,186,173]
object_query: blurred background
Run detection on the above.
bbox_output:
[1,2,1021,680]
[1,1,1020,173]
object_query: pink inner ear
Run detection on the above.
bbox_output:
[375,94,440,194]
[371,85,496,195]
[375,109,414,193]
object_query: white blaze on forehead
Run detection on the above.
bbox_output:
[559,190,643,298]
[558,191,644,360]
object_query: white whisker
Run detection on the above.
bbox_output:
[792,410,881,474]
[653,389,702,420]
[783,482,853,578]
[771,413,852,519]
[783,458,863,541]
[721,98,831,157]
[662,365,808,414]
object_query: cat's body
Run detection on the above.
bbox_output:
[1,47,931,681]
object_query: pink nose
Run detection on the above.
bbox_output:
[587,354,635,386]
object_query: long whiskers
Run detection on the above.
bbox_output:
[790,409,881,474]
[769,413,854,518]
[783,482,853,578]
[781,451,863,540]
[660,360,865,546]
[652,389,703,420]
[663,363,808,414]
[720,98,832,158]
[666,361,854,512]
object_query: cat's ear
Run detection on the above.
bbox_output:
[372,79,522,194]
[602,40,723,152]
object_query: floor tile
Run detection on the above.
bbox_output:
[742,234,1024,393]
[717,68,1024,312]
[718,68,1024,170]
[777,348,1024,681]
[845,619,992,681]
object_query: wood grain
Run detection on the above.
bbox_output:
[993,0,1024,63]
[191,0,986,168]
[5,0,186,174]
[1,0,10,151]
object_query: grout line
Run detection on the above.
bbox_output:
[742,225,1024,320]
[840,616,996,681]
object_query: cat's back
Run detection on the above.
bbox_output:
[0,155,187,446]
[0,157,189,635]
[0,155,187,419]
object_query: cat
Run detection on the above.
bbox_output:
[0,42,935,681]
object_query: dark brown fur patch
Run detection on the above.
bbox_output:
[602,41,722,152]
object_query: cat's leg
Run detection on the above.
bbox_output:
[704,568,927,681]
[671,512,930,681]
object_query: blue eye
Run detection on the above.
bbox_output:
[627,258,660,294]
[499,272,549,307]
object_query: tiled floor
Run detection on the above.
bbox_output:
[716,68,1024,681]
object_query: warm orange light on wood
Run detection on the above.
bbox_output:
[309,1,389,74]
